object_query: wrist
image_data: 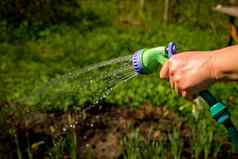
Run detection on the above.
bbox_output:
[209,51,223,81]
[206,45,238,82]
[210,48,238,81]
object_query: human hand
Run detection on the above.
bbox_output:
[160,52,216,99]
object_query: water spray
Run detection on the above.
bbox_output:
[132,42,238,151]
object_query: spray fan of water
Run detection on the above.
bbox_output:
[24,55,137,109]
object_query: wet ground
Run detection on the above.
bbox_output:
[0,102,236,159]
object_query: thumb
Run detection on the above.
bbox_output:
[160,60,169,79]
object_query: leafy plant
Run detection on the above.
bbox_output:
[169,128,183,159]
[122,129,165,159]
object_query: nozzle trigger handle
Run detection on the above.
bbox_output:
[166,42,176,58]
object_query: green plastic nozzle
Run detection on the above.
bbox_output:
[140,47,168,74]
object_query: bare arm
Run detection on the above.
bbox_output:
[160,45,238,99]
[213,45,238,81]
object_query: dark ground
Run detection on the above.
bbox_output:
[0,102,237,159]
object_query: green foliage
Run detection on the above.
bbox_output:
[0,0,113,42]
[189,100,225,159]
[49,129,78,159]
[0,0,80,25]
[122,113,225,159]
[174,0,225,29]
[169,129,183,159]
[1,18,236,112]
[49,137,65,159]
[122,130,165,159]
[0,21,231,112]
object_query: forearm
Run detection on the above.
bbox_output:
[212,45,238,81]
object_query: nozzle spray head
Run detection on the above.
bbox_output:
[132,42,176,74]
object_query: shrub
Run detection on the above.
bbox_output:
[0,0,81,25]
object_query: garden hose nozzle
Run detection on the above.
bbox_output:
[132,42,238,152]
[132,42,176,74]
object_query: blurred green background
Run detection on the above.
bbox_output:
[1,0,237,113]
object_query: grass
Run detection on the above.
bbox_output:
[0,24,233,112]
[122,104,224,159]
[169,128,183,159]
[122,129,165,159]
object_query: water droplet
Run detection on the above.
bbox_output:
[26,55,133,108]
[62,127,67,132]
